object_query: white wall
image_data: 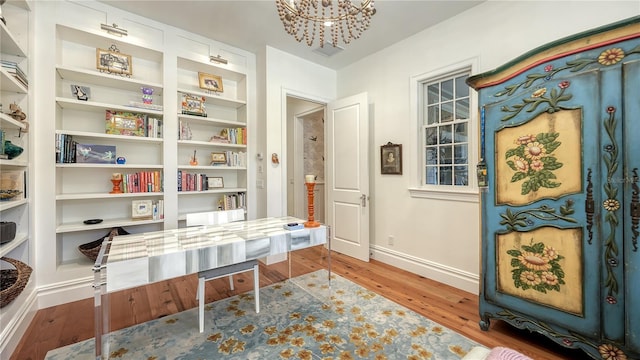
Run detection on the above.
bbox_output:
[336,1,639,293]
[262,46,336,217]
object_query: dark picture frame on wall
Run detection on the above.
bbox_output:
[381,142,402,175]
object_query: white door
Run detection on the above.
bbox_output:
[326,92,370,262]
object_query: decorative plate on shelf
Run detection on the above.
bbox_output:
[0,190,22,201]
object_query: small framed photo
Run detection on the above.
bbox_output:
[198,72,223,93]
[207,177,224,189]
[210,152,227,165]
[96,47,132,75]
[131,200,153,220]
[381,142,402,175]
[181,93,207,117]
[70,85,90,101]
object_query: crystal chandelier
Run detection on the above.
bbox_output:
[276,0,376,47]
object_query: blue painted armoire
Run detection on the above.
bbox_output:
[467,16,640,360]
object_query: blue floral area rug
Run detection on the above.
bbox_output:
[46,270,485,359]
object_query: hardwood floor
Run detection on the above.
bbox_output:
[11,247,586,360]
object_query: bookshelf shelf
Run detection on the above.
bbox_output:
[0,112,27,129]
[0,233,28,258]
[56,163,164,169]
[56,65,163,95]
[56,192,164,201]
[56,218,164,234]
[55,97,164,117]
[177,139,246,149]
[177,113,245,127]
[0,67,28,93]
[0,20,27,57]
[55,129,164,144]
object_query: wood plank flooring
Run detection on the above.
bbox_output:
[11,247,586,359]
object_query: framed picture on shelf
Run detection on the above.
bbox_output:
[75,144,117,164]
[181,93,207,117]
[105,110,146,137]
[70,84,90,101]
[207,177,224,189]
[96,46,132,75]
[131,200,153,220]
[381,142,402,175]
[198,72,223,93]
[210,152,227,165]
[0,170,25,201]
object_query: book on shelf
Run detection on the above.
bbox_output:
[114,171,163,193]
[209,128,247,145]
[55,133,78,163]
[177,170,209,192]
[217,192,246,211]
[1,60,28,88]
[209,150,246,167]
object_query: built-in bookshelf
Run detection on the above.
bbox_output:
[176,56,248,221]
[30,0,255,319]
[0,0,33,356]
[53,23,165,272]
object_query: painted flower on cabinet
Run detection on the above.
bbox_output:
[505,132,563,195]
[507,242,565,293]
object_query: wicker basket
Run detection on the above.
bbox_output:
[0,257,33,308]
[78,227,129,261]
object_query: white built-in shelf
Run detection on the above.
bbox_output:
[56,163,164,169]
[0,21,27,57]
[0,112,28,129]
[177,113,245,127]
[56,192,164,201]
[177,88,246,109]
[55,97,164,117]
[55,129,164,144]
[56,218,164,233]
[56,66,164,96]
[0,158,29,167]
[177,165,246,170]
[178,139,246,149]
[178,187,247,195]
[0,198,27,211]
[0,67,28,93]
[57,24,163,63]
[0,233,28,257]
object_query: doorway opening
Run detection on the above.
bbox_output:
[285,96,326,222]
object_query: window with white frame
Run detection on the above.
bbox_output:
[420,70,470,187]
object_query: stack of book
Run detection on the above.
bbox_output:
[1,60,28,89]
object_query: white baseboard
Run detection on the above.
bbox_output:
[0,286,38,358]
[37,276,94,309]
[370,245,480,295]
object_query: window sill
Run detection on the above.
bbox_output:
[408,187,480,203]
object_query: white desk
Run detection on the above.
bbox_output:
[92,216,328,359]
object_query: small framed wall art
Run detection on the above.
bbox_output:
[381,142,402,175]
[96,45,132,75]
[198,72,223,93]
[207,177,224,189]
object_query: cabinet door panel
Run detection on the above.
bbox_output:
[623,58,640,353]
[482,70,603,337]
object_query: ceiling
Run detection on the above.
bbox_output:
[101,1,485,70]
